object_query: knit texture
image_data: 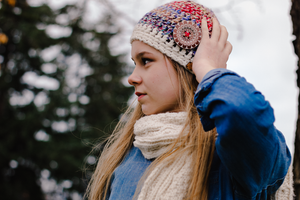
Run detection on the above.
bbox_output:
[133,112,192,200]
[133,112,187,159]
[130,0,216,72]
[133,112,294,200]
[274,166,294,200]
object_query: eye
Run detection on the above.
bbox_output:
[141,58,152,65]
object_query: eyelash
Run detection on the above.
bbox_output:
[141,58,152,65]
[132,58,153,66]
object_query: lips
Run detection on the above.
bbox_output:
[135,92,146,101]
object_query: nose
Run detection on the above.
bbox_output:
[128,68,142,86]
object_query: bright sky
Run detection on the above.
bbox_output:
[31,0,298,154]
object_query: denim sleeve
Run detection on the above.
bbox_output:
[194,68,291,199]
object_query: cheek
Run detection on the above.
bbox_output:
[159,79,180,100]
[147,72,166,90]
[147,66,180,98]
[168,85,180,100]
[166,74,181,96]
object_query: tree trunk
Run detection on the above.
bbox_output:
[291,0,300,199]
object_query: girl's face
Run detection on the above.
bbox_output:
[129,40,181,115]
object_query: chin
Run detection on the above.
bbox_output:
[141,106,159,116]
[142,110,157,116]
[142,107,171,116]
[141,102,181,115]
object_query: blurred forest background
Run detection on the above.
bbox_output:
[0,0,300,199]
[0,0,133,199]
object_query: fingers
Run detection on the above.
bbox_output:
[219,25,229,48]
[194,17,232,75]
[201,17,209,40]
[202,17,228,50]
[211,18,220,40]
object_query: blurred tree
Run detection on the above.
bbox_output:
[291,0,300,199]
[0,0,132,199]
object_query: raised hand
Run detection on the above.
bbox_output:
[192,18,232,83]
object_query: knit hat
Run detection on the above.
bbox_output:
[130,0,217,73]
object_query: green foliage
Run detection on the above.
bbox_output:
[0,0,133,199]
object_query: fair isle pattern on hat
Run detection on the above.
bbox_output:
[130,0,216,72]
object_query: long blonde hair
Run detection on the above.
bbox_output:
[85,57,217,200]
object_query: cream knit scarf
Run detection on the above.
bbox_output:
[133,112,192,200]
[133,112,294,200]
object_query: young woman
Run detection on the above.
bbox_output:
[86,1,292,200]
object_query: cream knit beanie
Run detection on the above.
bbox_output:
[130,0,217,72]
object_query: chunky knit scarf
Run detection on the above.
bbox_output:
[134,112,187,160]
[133,112,293,200]
[133,112,192,200]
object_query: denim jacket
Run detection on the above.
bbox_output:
[107,69,291,200]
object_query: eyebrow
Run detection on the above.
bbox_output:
[131,51,154,61]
